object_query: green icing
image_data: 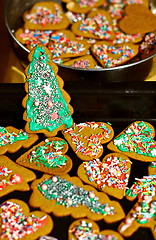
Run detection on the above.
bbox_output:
[114,121,156,157]
[28,139,68,168]
[0,127,28,146]
[38,176,115,215]
[26,45,73,132]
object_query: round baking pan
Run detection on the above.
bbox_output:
[4,0,156,82]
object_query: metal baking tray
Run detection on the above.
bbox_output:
[0,82,155,240]
[5,0,156,82]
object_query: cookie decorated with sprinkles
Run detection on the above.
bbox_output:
[48,29,91,59]
[0,126,38,155]
[23,1,70,30]
[16,137,73,175]
[15,28,53,50]
[91,41,139,67]
[71,9,115,40]
[119,4,156,34]
[118,194,156,239]
[65,0,106,14]
[68,218,124,240]
[29,173,125,222]
[63,55,97,68]
[23,44,74,137]
[107,121,156,162]
[0,199,53,240]
[77,153,132,199]
[62,121,114,161]
[0,155,36,197]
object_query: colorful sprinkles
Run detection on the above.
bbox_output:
[38,175,115,215]
[0,201,48,240]
[84,156,131,190]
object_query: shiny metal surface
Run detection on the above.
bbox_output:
[4,0,156,82]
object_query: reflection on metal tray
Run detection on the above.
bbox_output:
[0,82,155,240]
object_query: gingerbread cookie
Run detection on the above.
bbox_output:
[62,121,114,161]
[68,218,124,240]
[107,121,156,162]
[148,161,156,175]
[118,195,156,239]
[71,10,115,40]
[126,175,156,201]
[0,199,53,239]
[48,30,91,59]
[23,1,70,30]
[65,0,106,14]
[29,174,125,223]
[0,126,38,155]
[91,41,139,67]
[23,44,74,137]
[15,28,52,50]
[63,55,97,68]
[0,155,36,197]
[119,4,156,34]
[78,153,132,199]
[16,137,73,175]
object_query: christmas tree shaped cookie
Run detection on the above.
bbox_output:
[16,137,73,175]
[29,174,125,223]
[0,126,38,155]
[0,199,53,240]
[68,218,124,240]
[107,121,156,162]
[118,175,156,239]
[0,155,36,197]
[23,44,74,137]
[78,152,132,199]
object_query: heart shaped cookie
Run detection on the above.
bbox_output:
[119,4,156,34]
[48,29,91,58]
[107,121,156,162]
[23,2,70,30]
[68,218,124,240]
[0,199,53,240]
[65,0,106,14]
[16,137,73,175]
[0,155,36,197]
[71,10,115,40]
[62,121,114,161]
[78,153,131,199]
[91,41,139,67]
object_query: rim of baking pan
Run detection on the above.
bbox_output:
[4,0,156,72]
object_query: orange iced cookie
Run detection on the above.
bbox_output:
[0,126,38,155]
[68,218,124,240]
[72,10,115,40]
[23,44,74,137]
[16,137,73,175]
[78,153,132,199]
[0,155,36,197]
[107,121,156,162]
[29,174,125,223]
[91,41,139,67]
[23,1,70,30]
[0,199,53,240]
[62,121,114,161]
